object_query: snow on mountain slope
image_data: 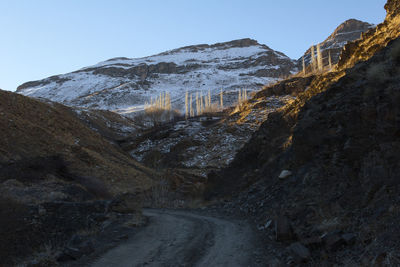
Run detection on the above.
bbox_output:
[17,38,297,114]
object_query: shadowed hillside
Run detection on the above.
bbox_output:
[0,90,157,265]
[205,0,400,264]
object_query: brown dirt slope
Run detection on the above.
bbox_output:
[0,90,155,194]
[0,90,158,265]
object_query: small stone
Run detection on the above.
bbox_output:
[341,233,356,245]
[279,170,292,179]
[288,242,310,263]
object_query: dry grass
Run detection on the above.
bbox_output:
[134,108,181,127]
[0,90,157,195]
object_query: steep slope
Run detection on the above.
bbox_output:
[300,19,373,68]
[0,89,158,264]
[205,1,400,264]
[0,89,155,194]
[17,38,296,113]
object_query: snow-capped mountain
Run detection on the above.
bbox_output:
[17,38,296,114]
[17,19,373,115]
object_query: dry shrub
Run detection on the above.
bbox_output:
[133,109,181,127]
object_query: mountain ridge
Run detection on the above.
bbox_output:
[17,38,296,113]
[16,18,373,115]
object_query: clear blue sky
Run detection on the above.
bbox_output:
[0,0,387,91]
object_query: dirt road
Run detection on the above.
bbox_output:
[90,209,267,267]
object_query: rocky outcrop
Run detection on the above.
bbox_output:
[384,0,400,19]
[299,19,373,68]
[254,75,315,98]
[337,0,400,69]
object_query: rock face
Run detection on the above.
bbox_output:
[299,19,374,69]
[205,1,400,264]
[17,38,297,113]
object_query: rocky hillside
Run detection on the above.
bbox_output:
[0,89,156,194]
[0,89,157,265]
[205,1,400,265]
[300,19,374,68]
[16,39,296,113]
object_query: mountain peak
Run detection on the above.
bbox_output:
[328,19,374,40]
[157,38,264,57]
[299,19,373,66]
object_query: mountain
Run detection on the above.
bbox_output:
[15,20,374,116]
[17,38,296,114]
[205,0,400,264]
[299,19,374,68]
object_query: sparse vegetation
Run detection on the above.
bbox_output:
[232,88,249,113]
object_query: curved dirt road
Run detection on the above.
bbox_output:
[90,209,266,267]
